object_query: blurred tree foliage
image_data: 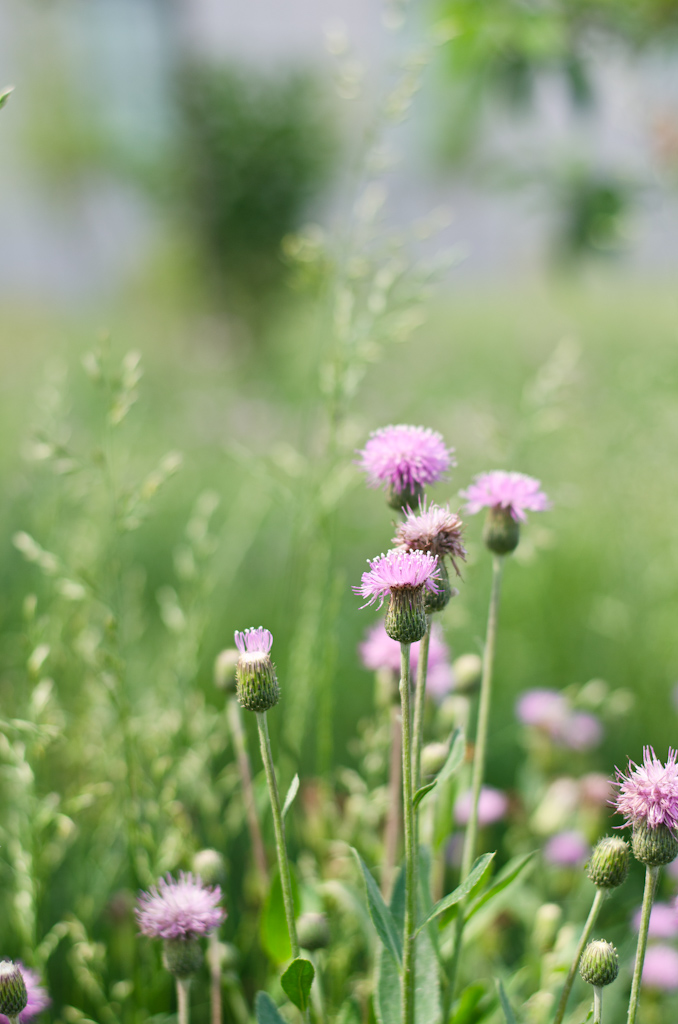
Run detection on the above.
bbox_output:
[175,63,338,307]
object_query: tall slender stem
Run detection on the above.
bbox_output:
[227,699,268,885]
[255,712,300,960]
[209,929,222,1024]
[447,555,504,1005]
[593,986,603,1024]
[553,888,606,1024]
[627,865,659,1024]
[176,977,191,1024]
[412,617,432,798]
[382,701,402,898]
[400,642,416,1024]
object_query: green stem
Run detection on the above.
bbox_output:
[382,701,402,898]
[400,642,416,1024]
[255,712,300,960]
[593,986,603,1024]
[627,864,660,1024]
[177,976,191,1024]
[209,929,222,1024]
[553,888,606,1024]
[447,555,504,1007]
[227,698,268,885]
[412,616,432,798]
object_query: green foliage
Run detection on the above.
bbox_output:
[280,957,315,1011]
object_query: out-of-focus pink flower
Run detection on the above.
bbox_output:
[560,712,604,751]
[353,550,441,609]
[136,873,225,940]
[616,747,678,831]
[543,831,590,866]
[633,902,678,940]
[359,622,455,701]
[640,944,678,990]
[460,471,550,522]
[357,425,454,493]
[455,786,508,827]
[516,690,603,750]
[580,773,614,807]
[0,964,50,1023]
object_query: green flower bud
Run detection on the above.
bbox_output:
[482,506,520,555]
[388,480,425,513]
[236,653,279,712]
[297,912,331,951]
[425,559,456,613]
[452,653,483,695]
[421,742,449,777]
[0,962,27,1019]
[163,938,204,978]
[192,849,226,885]
[579,940,619,987]
[214,649,239,693]
[587,836,630,889]
[385,587,427,644]
[632,820,678,867]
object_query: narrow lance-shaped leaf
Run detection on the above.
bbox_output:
[282,773,299,819]
[466,851,537,921]
[413,781,437,809]
[415,852,495,934]
[352,848,402,967]
[256,992,288,1024]
[495,979,517,1024]
[436,728,465,783]
[281,958,315,1011]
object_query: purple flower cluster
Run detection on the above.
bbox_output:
[136,872,225,940]
[461,471,550,522]
[357,425,454,493]
[615,747,678,831]
[359,621,454,700]
[0,965,49,1024]
[234,627,273,656]
[353,550,441,609]
[515,688,603,751]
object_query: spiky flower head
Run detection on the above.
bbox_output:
[579,940,619,987]
[461,471,550,522]
[0,965,49,1024]
[234,627,280,712]
[357,425,455,510]
[615,747,678,832]
[0,963,27,1020]
[393,502,466,569]
[136,872,225,941]
[354,550,441,643]
[587,836,630,889]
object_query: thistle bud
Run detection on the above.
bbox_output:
[234,628,280,712]
[214,649,239,693]
[297,912,331,951]
[0,962,27,1019]
[385,588,427,644]
[587,836,630,889]
[421,742,449,777]
[482,505,520,555]
[388,479,425,513]
[632,820,678,866]
[579,940,619,987]
[192,849,226,885]
[163,937,204,978]
[452,653,483,695]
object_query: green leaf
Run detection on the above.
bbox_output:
[466,851,537,921]
[450,982,486,1024]
[281,957,315,1011]
[0,87,14,110]
[261,868,300,964]
[437,728,465,782]
[375,865,441,1024]
[255,992,287,1024]
[413,780,437,809]
[352,848,402,966]
[415,852,495,933]
[495,979,517,1024]
[282,773,299,819]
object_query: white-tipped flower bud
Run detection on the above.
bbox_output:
[234,628,280,712]
[421,742,449,777]
[297,912,331,951]
[214,649,239,693]
[632,820,678,867]
[163,938,204,978]
[579,940,619,987]
[587,836,630,889]
[192,849,226,885]
[452,653,483,695]
[0,962,27,1019]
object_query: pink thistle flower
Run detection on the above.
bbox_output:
[234,627,273,655]
[393,501,466,575]
[0,965,49,1023]
[359,621,454,700]
[640,944,678,990]
[357,425,454,493]
[460,471,550,522]
[543,830,590,866]
[353,550,441,609]
[136,872,225,940]
[615,747,678,831]
[455,786,509,827]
